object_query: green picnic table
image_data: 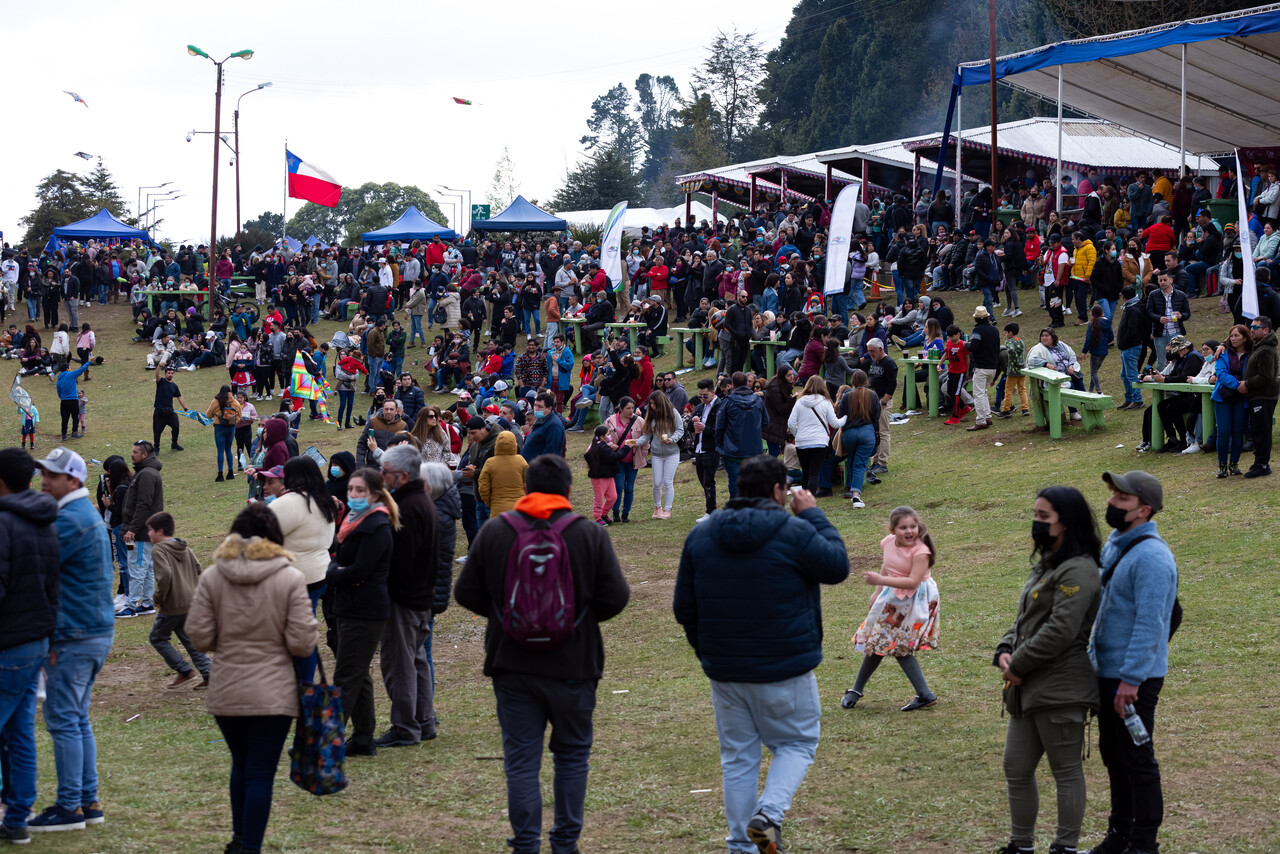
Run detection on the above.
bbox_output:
[754,338,788,379]
[606,321,646,352]
[903,356,942,417]
[561,316,586,354]
[670,326,711,370]
[1142,382,1215,447]
[1025,365,1115,437]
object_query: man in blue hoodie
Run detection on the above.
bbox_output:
[715,372,766,499]
[30,448,115,833]
[674,455,849,854]
[1086,471,1178,854]
[0,448,62,845]
[54,361,89,440]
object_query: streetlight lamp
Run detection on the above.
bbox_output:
[436,185,472,235]
[187,44,254,261]
[144,195,185,239]
[234,82,272,240]
[146,189,181,232]
[138,182,173,226]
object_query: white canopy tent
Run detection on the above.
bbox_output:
[558,201,728,236]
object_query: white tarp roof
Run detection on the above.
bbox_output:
[951,4,1280,155]
[557,202,727,233]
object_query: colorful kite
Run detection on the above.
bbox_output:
[290,354,333,423]
[452,97,473,105]
[73,152,92,160]
[179,409,214,426]
[63,91,89,108]
[9,374,35,418]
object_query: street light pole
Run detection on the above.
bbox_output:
[234,82,272,241]
[138,183,172,225]
[188,45,254,269]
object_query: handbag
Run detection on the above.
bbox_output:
[288,657,348,796]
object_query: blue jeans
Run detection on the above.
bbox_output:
[766,441,783,458]
[214,714,293,851]
[710,671,820,853]
[337,389,354,424]
[980,286,996,317]
[902,277,921,302]
[722,457,743,499]
[111,524,130,596]
[842,424,876,493]
[366,357,384,392]
[1185,261,1209,297]
[1097,298,1114,323]
[613,463,637,518]
[27,297,40,322]
[45,636,113,811]
[214,424,235,474]
[409,315,425,346]
[0,638,48,828]
[128,539,154,609]
[1153,335,1172,373]
[476,498,491,531]
[892,271,904,307]
[851,278,867,310]
[1215,398,1247,466]
[1120,346,1142,404]
[899,330,925,347]
[292,584,326,684]
[311,293,322,325]
[493,673,597,854]
[522,308,541,336]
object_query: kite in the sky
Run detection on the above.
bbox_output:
[73,152,92,160]
[452,97,474,105]
[63,91,89,108]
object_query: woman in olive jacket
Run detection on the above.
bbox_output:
[994,486,1102,854]
[326,467,397,755]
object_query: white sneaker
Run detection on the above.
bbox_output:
[1180,441,1201,455]
[851,497,865,509]
[266,393,273,400]
[1070,412,1082,422]
[695,513,711,523]
[455,555,467,564]
[904,409,922,416]
[1012,309,1023,317]
[1001,309,1011,317]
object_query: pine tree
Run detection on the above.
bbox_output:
[80,158,131,220]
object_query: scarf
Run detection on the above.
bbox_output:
[336,502,388,544]
[512,493,572,520]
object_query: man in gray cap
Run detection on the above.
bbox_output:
[1084,471,1178,854]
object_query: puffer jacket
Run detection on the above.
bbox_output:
[996,553,1101,716]
[762,377,796,445]
[715,386,766,459]
[674,497,849,683]
[0,490,60,652]
[122,453,164,538]
[787,393,844,449]
[431,484,461,614]
[327,507,393,621]
[355,414,407,466]
[186,535,317,717]
[268,491,337,585]
[438,291,461,327]
[478,431,528,514]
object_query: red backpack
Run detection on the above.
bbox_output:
[499,511,583,650]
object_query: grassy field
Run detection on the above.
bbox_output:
[10,289,1278,854]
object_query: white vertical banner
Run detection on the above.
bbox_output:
[601,201,628,292]
[824,183,861,296]
[1236,150,1258,319]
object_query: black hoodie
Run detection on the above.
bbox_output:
[0,490,61,651]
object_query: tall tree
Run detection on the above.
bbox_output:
[286,182,449,246]
[799,19,858,152]
[635,73,683,205]
[80,158,131,221]
[550,150,643,212]
[487,146,520,210]
[581,84,642,168]
[243,211,283,236]
[691,28,765,160]
[1044,0,1254,37]
[20,170,91,248]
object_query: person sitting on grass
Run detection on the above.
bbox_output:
[146,511,211,690]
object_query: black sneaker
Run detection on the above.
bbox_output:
[215,472,225,483]
[1244,464,1272,479]
[746,812,782,854]
[82,801,104,825]
[1155,440,1185,454]
[994,411,1012,419]
[28,805,86,832]
[1047,845,1077,854]
[996,845,1033,854]
[346,741,377,756]
[171,444,184,452]
[0,822,31,844]
[1084,831,1128,854]
[900,695,938,711]
[373,730,417,748]
[840,688,862,710]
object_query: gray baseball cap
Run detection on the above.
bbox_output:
[1103,470,1163,513]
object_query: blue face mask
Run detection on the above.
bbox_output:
[534,409,547,421]
[330,466,342,478]
[347,496,369,513]
[263,494,276,505]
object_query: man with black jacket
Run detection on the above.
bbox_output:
[1142,335,1204,453]
[455,455,629,854]
[966,305,1001,429]
[375,445,440,748]
[1145,269,1190,372]
[703,250,725,302]
[725,289,752,374]
[861,339,899,471]
[0,448,61,845]
[1115,286,1149,410]
[973,239,1003,318]
[1241,316,1279,477]
[690,379,721,522]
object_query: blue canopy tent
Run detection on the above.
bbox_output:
[361,206,458,242]
[479,195,567,232]
[303,234,329,249]
[52,208,153,245]
[934,4,1280,209]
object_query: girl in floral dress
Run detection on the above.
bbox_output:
[841,505,940,711]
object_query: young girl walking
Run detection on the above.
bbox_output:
[584,425,626,525]
[841,505,941,712]
[633,390,684,519]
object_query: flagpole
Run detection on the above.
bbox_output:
[282,140,288,249]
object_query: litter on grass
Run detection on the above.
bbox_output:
[690,789,713,794]
[612,690,629,694]
[125,714,140,722]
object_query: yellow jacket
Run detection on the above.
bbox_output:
[477,431,528,514]
[1070,241,1097,280]
[1152,175,1173,204]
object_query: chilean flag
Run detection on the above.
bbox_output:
[286,149,342,208]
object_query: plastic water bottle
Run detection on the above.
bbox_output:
[89,459,103,468]
[1123,703,1150,746]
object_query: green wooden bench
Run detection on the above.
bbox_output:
[1058,388,1114,432]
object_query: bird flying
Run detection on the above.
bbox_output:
[63,91,89,108]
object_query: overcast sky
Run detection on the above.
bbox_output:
[2,0,799,247]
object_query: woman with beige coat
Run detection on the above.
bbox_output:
[187,503,318,854]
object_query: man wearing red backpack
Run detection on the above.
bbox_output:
[455,455,630,854]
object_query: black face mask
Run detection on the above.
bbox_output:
[1031,520,1056,551]
[1105,504,1132,531]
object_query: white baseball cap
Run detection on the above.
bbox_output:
[34,447,88,483]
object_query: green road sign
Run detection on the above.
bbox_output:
[471,204,491,221]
